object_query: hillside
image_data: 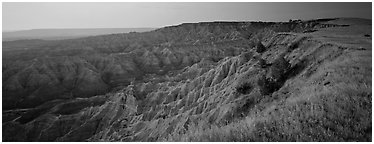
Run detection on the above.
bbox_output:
[2,18,372,142]
[2,28,155,41]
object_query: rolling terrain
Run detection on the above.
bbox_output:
[2,28,155,41]
[2,18,372,142]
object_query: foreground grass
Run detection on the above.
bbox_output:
[164,49,371,142]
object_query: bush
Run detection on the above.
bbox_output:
[303,29,318,33]
[258,58,267,68]
[236,82,253,94]
[257,56,291,95]
[288,36,308,50]
[267,56,290,81]
[257,75,281,95]
[256,41,266,53]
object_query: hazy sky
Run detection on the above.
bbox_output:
[2,2,372,31]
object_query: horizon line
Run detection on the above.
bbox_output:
[3,17,371,32]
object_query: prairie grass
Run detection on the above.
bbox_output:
[165,39,371,142]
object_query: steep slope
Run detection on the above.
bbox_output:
[163,18,372,141]
[2,18,371,142]
[2,22,253,110]
[3,19,345,110]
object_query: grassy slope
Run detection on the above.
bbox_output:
[166,18,372,142]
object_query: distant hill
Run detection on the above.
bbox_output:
[2,28,156,41]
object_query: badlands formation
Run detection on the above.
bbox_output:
[2,18,371,141]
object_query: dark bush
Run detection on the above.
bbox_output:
[288,36,307,50]
[256,41,266,53]
[258,58,267,68]
[303,29,318,33]
[268,56,290,81]
[258,56,291,95]
[236,82,253,94]
[241,52,253,62]
[257,76,281,95]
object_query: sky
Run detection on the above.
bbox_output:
[2,2,372,31]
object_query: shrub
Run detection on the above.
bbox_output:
[303,29,318,33]
[256,41,266,53]
[258,58,267,68]
[257,75,281,95]
[288,36,308,50]
[267,56,290,81]
[258,56,291,95]
[236,82,253,94]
